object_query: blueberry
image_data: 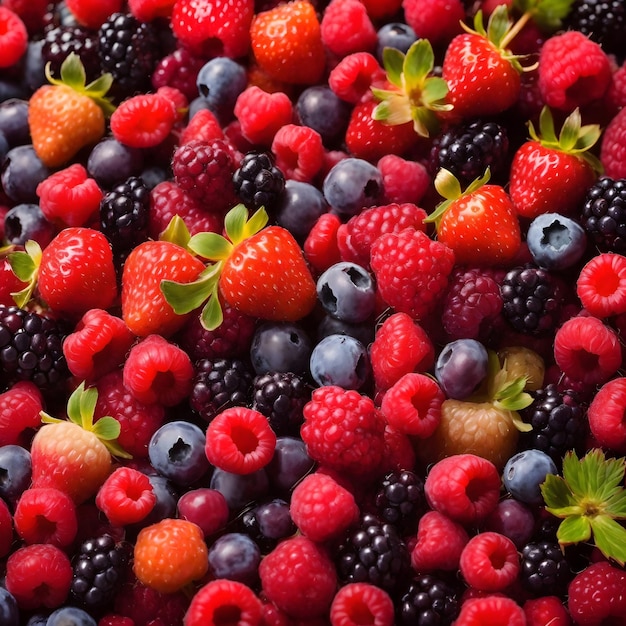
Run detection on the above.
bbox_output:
[0,98,30,147]
[0,444,32,504]
[503,449,558,505]
[316,261,376,323]
[148,421,210,487]
[208,532,261,585]
[3,203,56,248]
[195,57,247,125]
[317,314,375,347]
[275,179,329,244]
[87,138,144,190]
[210,467,270,512]
[250,321,313,376]
[295,85,351,147]
[435,339,489,400]
[128,474,179,532]
[1,145,49,203]
[0,587,18,626]
[310,333,370,390]
[241,498,296,552]
[322,158,384,217]
[526,212,588,270]
[45,606,97,626]
[376,22,418,63]
[265,436,315,495]
[25,613,49,626]
[23,40,47,93]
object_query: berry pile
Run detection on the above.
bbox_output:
[1,0,626,624]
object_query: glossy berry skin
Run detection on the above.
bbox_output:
[3,203,55,247]
[296,85,351,148]
[207,531,261,586]
[275,179,329,244]
[435,339,489,400]
[249,321,313,376]
[195,56,247,125]
[265,436,315,496]
[503,449,558,505]
[177,487,230,537]
[1,145,50,204]
[375,22,417,61]
[0,587,18,626]
[0,444,31,504]
[310,333,370,390]
[526,212,587,270]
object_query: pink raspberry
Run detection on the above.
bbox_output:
[587,377,626,453]
[600,107,626,179]
[328,51,385,104]
[379,425,416,475]
[523,596,572,626]
[259,536,337,620]
[0,498,12,557]
[0,381,44,447]
[576,252,626,318]
[234,86,294,146]
[320,0,378,58]
[303,212,343,275]
[151,46,206,102]
[329,583,395,626]
[377,154,431,206]
[271,123,325,183]
[402,0,465,47]
[179,108,225,145]
[453,595,527,626]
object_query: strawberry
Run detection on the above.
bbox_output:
[161,204,318,330]
[425,169,522,266]
[509,106,602,220]
[28,52,115,168]
[31,382,130,504]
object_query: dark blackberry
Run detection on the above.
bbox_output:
[99,175,150,274]
[580,176,626,254]
[373,469,425,533]
[233,151,286,212]
[396,573,460,626]
[70,534,130,609]
[520,540,572,598]
[189,358,254,423]
[429,119,509,186]
[0,305,69,396]
[42,25,101,84]
[335,513,410,593]
[98,12,160,101]
[499,264,565,335]
[519,384,587,466]
[251,371,311,436]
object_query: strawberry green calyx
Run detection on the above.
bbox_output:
[40,381,131,459]
[513,0,576,32]
[371,38,452,138]
[541,449,626,565]
[7,239,42,308]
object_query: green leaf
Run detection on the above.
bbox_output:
[8,244,39,282]
[103,439,133,459]
[91,416,121,441]
[589,515,626,565]
[66,381,87,426]
[403,39,433,94]
[224,203,249,244]
[541,473,577,511]
[559,108,582,152]
[200,285,224,331]
[188,232,233,261]
[434,168,462,201]
[40,411,63,425]
[486,4,511,48]
[58,52,86,90]
[421,77,451,108]
[160,215,191,248]
[382,46,405,88]
[557,514,591,545]
[160,264,221,315]
[509,412,533,433]
[605,489,626,519]
[380,94,413,127]
[79,386,98,430]
[244,206,269,239]
[411,105,438,137]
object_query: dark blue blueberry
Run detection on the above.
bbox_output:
[0,444,32,504]
[188,96,213,120]
[1,145,49,203]
[23,40,47,94]
[128,474,179,534]
[25,613,49,626]
[3,203,57,248]
[240,498,295,552]
[210,467,270,513]
[322,158,384,217]
[0,82,27,104]
[296,85,351,147]
[195,56,247,125]
[0,132,9,164]
[275,179,329,244]
[503,449,558,505]
[45,606,97,626]
[265,436,315,495]
[526,212,588,271]
[376,22,418,63]
[148,421,210,487]
[208,531,261,585]
[87,138,144,190]
[310,333,370,390]
[0,587,18,626]
[250,321,313,376]
[0,99,30,146]
[317,314,375,347]
[435,339,489,400]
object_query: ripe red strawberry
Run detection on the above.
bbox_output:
[509,106,602,219]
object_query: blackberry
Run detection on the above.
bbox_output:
[0,305,69,396]
[580,176,626,254]
[500,264,565,335]
[70,534,130,609]
[99,175,150,274]
[251,371,311,436]
[520,541,572,597]
[42,25,101,84]
[429,119,509,186]
[189,358,254,423]
[396,573,460,626]
[519,384,587,466]
[373,469,425,533]
[233,151,286,212]
[336,513,410,593]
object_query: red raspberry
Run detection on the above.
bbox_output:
[587,377,626,453]
[289,471,359,542]
[98,617,135,626]
[553,315,622,386]
[123,334,194,407]
[424,454,501,526]
[606,63,626,113]
[369,312,435,393]
[63,308,135,382]
[258,535,337,620]
[329,583,394,626]
[600,107,626,179]
[65,0,123,28]
[36,163,103,228]
[2,0,48,34]
[577,252,626,318]
[320,0,378,58]
[538,30,613,111]
[151,46,206,102]
[95,466,156,527]
[13,487,77,548]
[459,532,520,592]
[453,595,526,626]
[523,596,572,626]
[0,498,12,557]
[370,228,455,322]
[379,425,416,475]
[377,154,431,206]
[5,542,73,611]
[0,381,44,447]
[360,0,402,20]
[184,579,262,626]
[410,510,469,572]
[271,124,325,183]
[205,406,277,475]
[402,0,465,47]
[337,202,428,270]
[328,52,385,104]
[303,212,342,275]
[301,385,386,478]
[127,0,175,21]
[0,6,27,68]
[179,108,225,145]
[380,372,444,438]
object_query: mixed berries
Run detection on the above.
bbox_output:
[1,0,626,624]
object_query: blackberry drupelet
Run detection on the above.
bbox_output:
[233,151,286,212]
[336,513,410,593]
[373,469,425,533]
[429,119,509,185]
[520,540,572,598]
[0,305,69,395]
[70,534,130,610]
[580,176,626,254]
[251,371,311,436]
[189,358,254,423]
[42,25,101,84]
[396,573,460,626]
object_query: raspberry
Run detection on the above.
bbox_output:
[303,212,343,275]
[453,595,527,626]
[179,108,225,145]
[151,46,206,102]
[377,155,430,206]
[329,583,394,626]
[370,228,455,322]
[0,7,28,68]
[553,315,622,386]
[128,0,175,21]
[369,312,435,393]
[380,372,445,438]
[184,579,263,626]
[601,101,626,178]
[360,0,402,20]
[587,376,626,453]
[410,510,470,572]
[13,487,77,548]
[424,454,501,526]
[523,596,572,626]
[204,406,277,474]
[301,385,386,478]
[577,252,626,317]
[402,0,465,47]
[0,498,12,557]
[538,30,613,111]
[133,518,209,594]
[271,124,325,183]
[258,535,337,620]
[289,471,359,542]
[95,466,156,527]
[0,381,44,447]
[123,334,194,407]
[320,0,378,58]
[459,532,520,592]
[328,52,385,104]
[379,426,417,476]
[65,0,123,29]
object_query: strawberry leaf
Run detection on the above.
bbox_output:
[7,240,42,308]
[403,38,433,94]
[91,415,121,441]
[160,215,192,249]
[513,0,576,31]
[589,515,626,566]
[381,47,405,88]
[557,514,591,545]
[224,204,268,246]
[372,95,412,126]
[486,5,511,47]
[160,263,221,315]
[189,232,233,261]
[541,473,579,513]
[200,284,224,331]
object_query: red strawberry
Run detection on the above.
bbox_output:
[509,106,602,219]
